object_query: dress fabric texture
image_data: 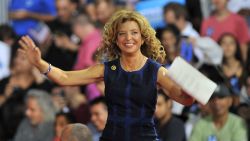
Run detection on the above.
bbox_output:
[101,58,161,141]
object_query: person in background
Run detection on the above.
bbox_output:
[61,123,93,141]
[0,50,54,140]
[63,86,91,124]
[45,0,79,71]
[94,0,116,28]
[54,111,76,141]
[200,0,250,61]
[14,89,56,141]
[163,2,199,38]
[159,24,181,67]
[89,96,108,141]
[218,33,246,108]
[189,83,248,141]
[8,0,57,36]
[155,89,186,141]
[72,14,102,70]
[0,24,17,80]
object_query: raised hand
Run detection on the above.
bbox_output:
[18,36,42,67]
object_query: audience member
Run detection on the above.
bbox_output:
[163,2,199,38]
[89,96,108,141]
[72,14,102,70]
[8,0,57,36]
[61,123,93,141]
[94,0,116,28]
[54,111,76,141]
[14,89,56,141]
[0,24,16,80]
[218,33,246,107]
[45,0,79,70]
[155,89,186,141]
[200,0,250,61]
[189,83,248,141]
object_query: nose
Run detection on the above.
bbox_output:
[126,33,132,40]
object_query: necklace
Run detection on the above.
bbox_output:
[121,55,146,72]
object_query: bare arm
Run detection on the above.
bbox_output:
[157,67,194,106]
[18,36,104,86]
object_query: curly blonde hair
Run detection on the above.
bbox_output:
[97,10,166,63]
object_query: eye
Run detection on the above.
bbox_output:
[132,31,138,35]
[118,32,125,36]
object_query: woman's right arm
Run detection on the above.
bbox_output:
[19,36,104,86]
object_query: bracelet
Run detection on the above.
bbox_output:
[43,64,52,76]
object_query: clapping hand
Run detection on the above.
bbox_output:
[18,36,42,67]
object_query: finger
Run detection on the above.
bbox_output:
[18,40,28,50]
[21,36,31,49]
[25,35,36,47]
[22,36,34,49]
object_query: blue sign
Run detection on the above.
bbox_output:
[135,0,185,29]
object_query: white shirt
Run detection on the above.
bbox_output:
[0,41,11,80]
[228,0,250,13]
[182,22,200,38]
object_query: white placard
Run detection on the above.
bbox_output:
[168,56,217,105]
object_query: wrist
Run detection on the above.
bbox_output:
[36,60,49,74]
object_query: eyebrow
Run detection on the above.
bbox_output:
[118,29,139,32]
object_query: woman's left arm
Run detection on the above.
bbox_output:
[157,66,194,106]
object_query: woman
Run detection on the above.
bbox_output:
[0,51,54,140]
[19,10,194,141]
[200,0,249,61]
[218,33,246,107]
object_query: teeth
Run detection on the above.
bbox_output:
[125,43,133,46]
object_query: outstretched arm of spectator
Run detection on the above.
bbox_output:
[18,36,104,86]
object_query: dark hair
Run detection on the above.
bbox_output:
[56,111,76,123]
[161,24,181,46]
[89,96,107,108]
[0,24,16,41]
[157,89,170,101]
[163,2,189,21]
[218,33,243,66]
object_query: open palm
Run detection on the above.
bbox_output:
[18,36,42,66]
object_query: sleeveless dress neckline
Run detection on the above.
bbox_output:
[118,58,149,73]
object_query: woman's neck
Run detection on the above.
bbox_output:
[224,57,238,67]
[215,9,230,20]
[120,52,146,71]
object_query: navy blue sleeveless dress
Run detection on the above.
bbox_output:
[101,58,161,141]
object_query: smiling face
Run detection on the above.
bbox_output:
[116,20,144,55]
[90,103,108,131]
[220,35,237,59]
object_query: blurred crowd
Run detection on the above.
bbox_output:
[0,0,250,141]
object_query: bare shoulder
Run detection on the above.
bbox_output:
[157,66,168,82]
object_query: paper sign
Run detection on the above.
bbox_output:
[168,56,217,105]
